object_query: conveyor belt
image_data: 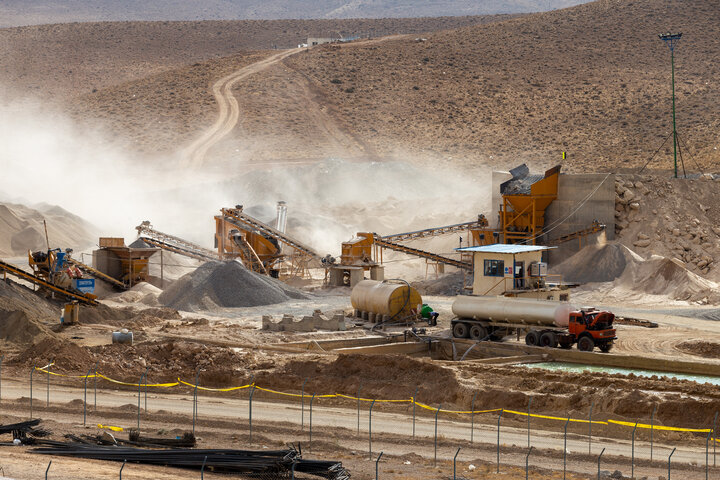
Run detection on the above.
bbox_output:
[381,219,484,243]
[66,258,126,289]
[548,221,606,246]
[230,234,267,274]
[0,259,99,305]
[135,223,219,262]
[373,237,472,270]
[222,208,322,260]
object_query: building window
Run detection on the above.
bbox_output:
[484,259,504,277]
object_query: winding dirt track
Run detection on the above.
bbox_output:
[183,48,302,167]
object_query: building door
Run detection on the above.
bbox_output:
[514,261,525,289]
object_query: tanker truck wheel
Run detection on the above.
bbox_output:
[525,330,540,346]
[577,336,595,352]
[452,322,469,338]
[469,325,487,341]
[599,343,612,353]
[540,331,558,348]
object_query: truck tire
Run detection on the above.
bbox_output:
[525,330,540,346]
[453,322,469,338]
[577,336,595,352]
[599,343,612,353]
[540,331,558,348]
[469,324,487,341]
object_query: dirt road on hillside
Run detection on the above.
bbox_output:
[183,48,302,167]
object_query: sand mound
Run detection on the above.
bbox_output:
[551,242,643,284]
[107,282,163,306]
[676,341,720,359]
[12,337,94,371]
[615,255,719,302]
[412,271,465,296]
[0,310,55,344]
[158,261,308,312]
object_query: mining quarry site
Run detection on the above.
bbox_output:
[1,1,720,479]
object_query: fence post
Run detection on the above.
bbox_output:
[45,460,52,480]
[375,451,383,480]
[453,447,461,480]
[470,391,477,443]
[525,446,534,480]
[309,393,316,453]
[249,385,256,444]
[119,459,126,480]
[369,399,376,459]
[93,361,99,412]
[434,404,442,466]
[0,354,3,404]
[668,447,676,480]
[83,366,93,426]
[137,370,147,430]
[497,410,502,474]
[30,362,37,419]
[597,448,605,480]
[301,377,308,430]
[143,366,149,413]
[563,417,570,480]
[714,411,718,467]
[192,370,200,435]
[357,382,363,436]
[631,420,638,479]
[707,431,711,480]
[651,404,657,462]
[46,359,53,408]
[412,387,418,438]
[588,400,594,454]
[527,396,533,448]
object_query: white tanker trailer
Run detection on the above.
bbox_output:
[451,296,616,352]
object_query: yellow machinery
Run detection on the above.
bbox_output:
[216,206,322,278]
[499,165,560,244]
[92,238,158,287]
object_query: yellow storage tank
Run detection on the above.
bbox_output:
[350,279,422,322]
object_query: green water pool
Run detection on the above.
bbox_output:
[521,362,720,386]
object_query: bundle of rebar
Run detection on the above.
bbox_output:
[32,443,350,479]
[0,419,51,438]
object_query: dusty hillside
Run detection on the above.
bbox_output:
[0,17,510,100]
[0,0,584,27]
[274,0,720,172]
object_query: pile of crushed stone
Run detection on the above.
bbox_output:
[550,242,642,284]
[158,260,308,312]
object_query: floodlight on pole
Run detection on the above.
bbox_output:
[658,32,682,178]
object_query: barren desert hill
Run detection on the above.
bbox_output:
[275,0,720,172]
[0,16,512,100]
[0,0,590,27]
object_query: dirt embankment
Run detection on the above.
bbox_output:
[676,340,720,359]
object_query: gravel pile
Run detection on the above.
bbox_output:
[158,261,308,312]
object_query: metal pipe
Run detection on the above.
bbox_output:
[83,366,93,426]
[497,410,503,474]
[93,361,99,412]
[369,399,376,459]
[470,391,477,443]
[434,404,442,466]
[144,366,149,413]
[597,448,605,480]
[47,359,53,408]
[192,370,200,435]
[0,354,4,404]
[588,400,594,455]
[375,451,383,480]
[137,371,147,431]
[714,411,718,467]
[453,447,461,480]
[668,447,676,480]
[45,460,52,480]
[707,431,712,480]
[525,446,534,480]
[119,459,126,480]
[357,383,363,436]
[651,405,657,462]
[201,455,208,480]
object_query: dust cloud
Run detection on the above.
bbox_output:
[0,96,491,262]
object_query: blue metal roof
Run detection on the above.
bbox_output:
[455,244,555,254]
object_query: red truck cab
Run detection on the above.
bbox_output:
[567,308,616,352]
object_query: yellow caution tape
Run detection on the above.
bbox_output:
[98,374,178,388]
[607,419,712,433]
[336,394,410,403]
[35,367,96,379]
[413,400,503,415]
[177,378,251,392]
[504,409,608,425]
[97,424,124,432]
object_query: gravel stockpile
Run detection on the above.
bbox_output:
[158,261,308,312]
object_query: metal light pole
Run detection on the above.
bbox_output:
[659,32,683,178]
